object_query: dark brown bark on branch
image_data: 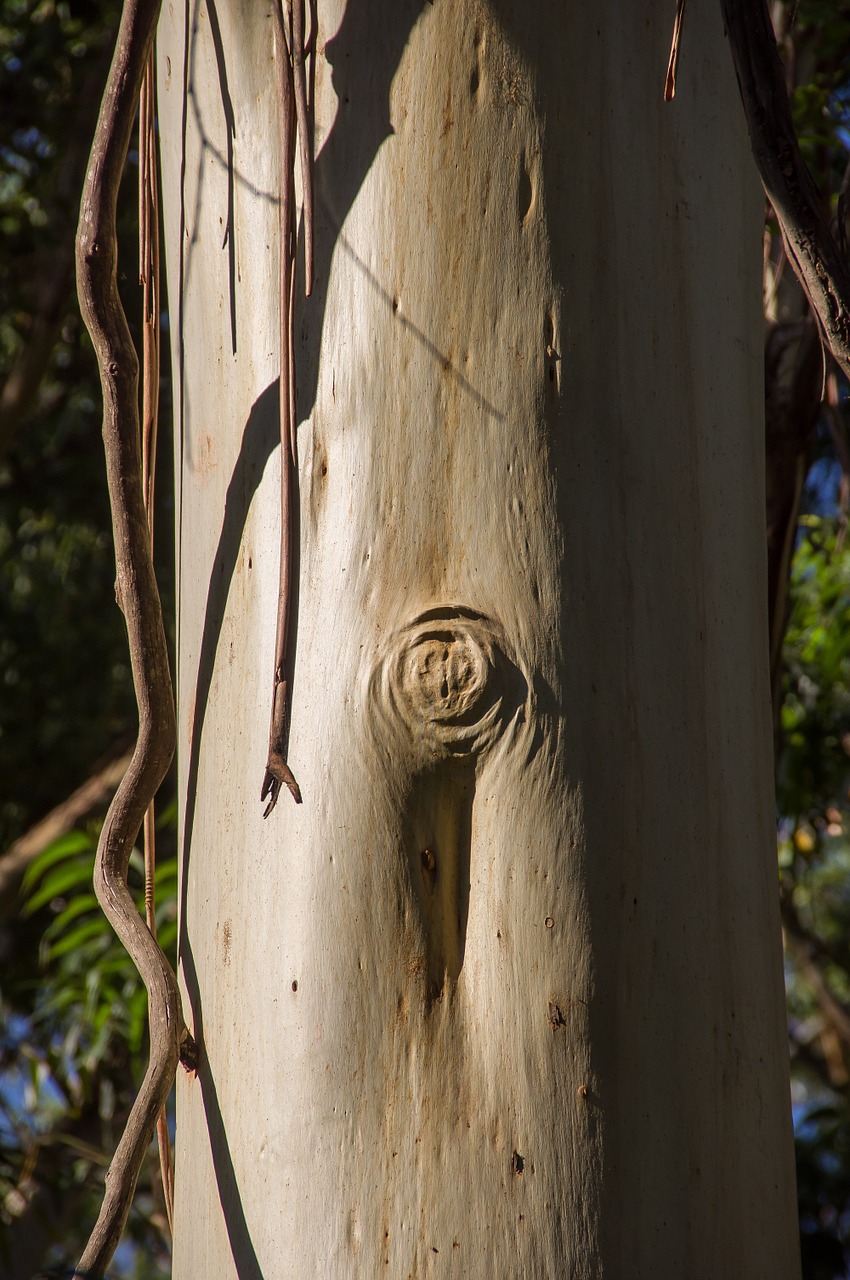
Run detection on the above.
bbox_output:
[721,0,850,379]
[74,0,194,1272]
[261,0,305,814]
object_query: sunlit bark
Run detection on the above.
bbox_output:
[158,1,800,1274]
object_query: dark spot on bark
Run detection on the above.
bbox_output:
[421,846,437,894]
[548,1000,566,1028]
[512,1151,524,1175]
[291,979,298,992]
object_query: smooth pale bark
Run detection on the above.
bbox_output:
[157,1,800,1275]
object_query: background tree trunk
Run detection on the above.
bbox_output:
[157,0,800,1274]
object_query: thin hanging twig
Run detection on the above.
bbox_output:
[292,0,313,294]
[824,370,850,552]
[75,0,195,1272]
[664,0,687,101]
[139,46,175,1233]
[139,52,160,534]
[261,0,315,815]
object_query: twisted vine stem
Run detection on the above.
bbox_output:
[74,0,194,1272]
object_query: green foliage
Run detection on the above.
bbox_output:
[779,522,850,831]
[779,517,850,1277]
[22,823,179,1082]
[0,815,177,1279]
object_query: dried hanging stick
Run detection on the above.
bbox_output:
[261,0,315,815]
[75,0,194,1273]
[139,46,175,1232]
[664,0,686,101]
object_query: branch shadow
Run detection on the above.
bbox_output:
[182,934,265,1280]
[177,379,277,1278]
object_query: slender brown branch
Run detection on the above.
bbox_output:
[721,0,850,380]
[664,0,687,101]
[140,53,161,535]
[261,0,303,814]
[139,46,175,1235]
[74,0,193,1272]
[291,0,313,294]
[824,369,850,551]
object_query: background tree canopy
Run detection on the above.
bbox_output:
[0,1,848,1275]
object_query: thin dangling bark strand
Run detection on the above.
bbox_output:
[261,0,315,815]
[139,45,176,1232]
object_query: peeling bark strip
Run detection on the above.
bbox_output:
[261,0,314,815]
[721,0,850,379]
[139,46,176,1233]
[74,0,194,1273]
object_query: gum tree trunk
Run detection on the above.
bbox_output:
[157,0,800,1274]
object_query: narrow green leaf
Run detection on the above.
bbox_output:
[22,831,94,891]
[23,859,95,916]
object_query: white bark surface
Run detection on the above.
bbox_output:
[157,1,800,1275]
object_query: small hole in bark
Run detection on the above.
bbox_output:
[421,847,437,894]
[392,295,400,313]
[470,63,480,96]
[512,1151,524,1175]
[248,556,252,569]
[429,978,444,1003]
[291,980,298,992]
[545,916,554,929]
